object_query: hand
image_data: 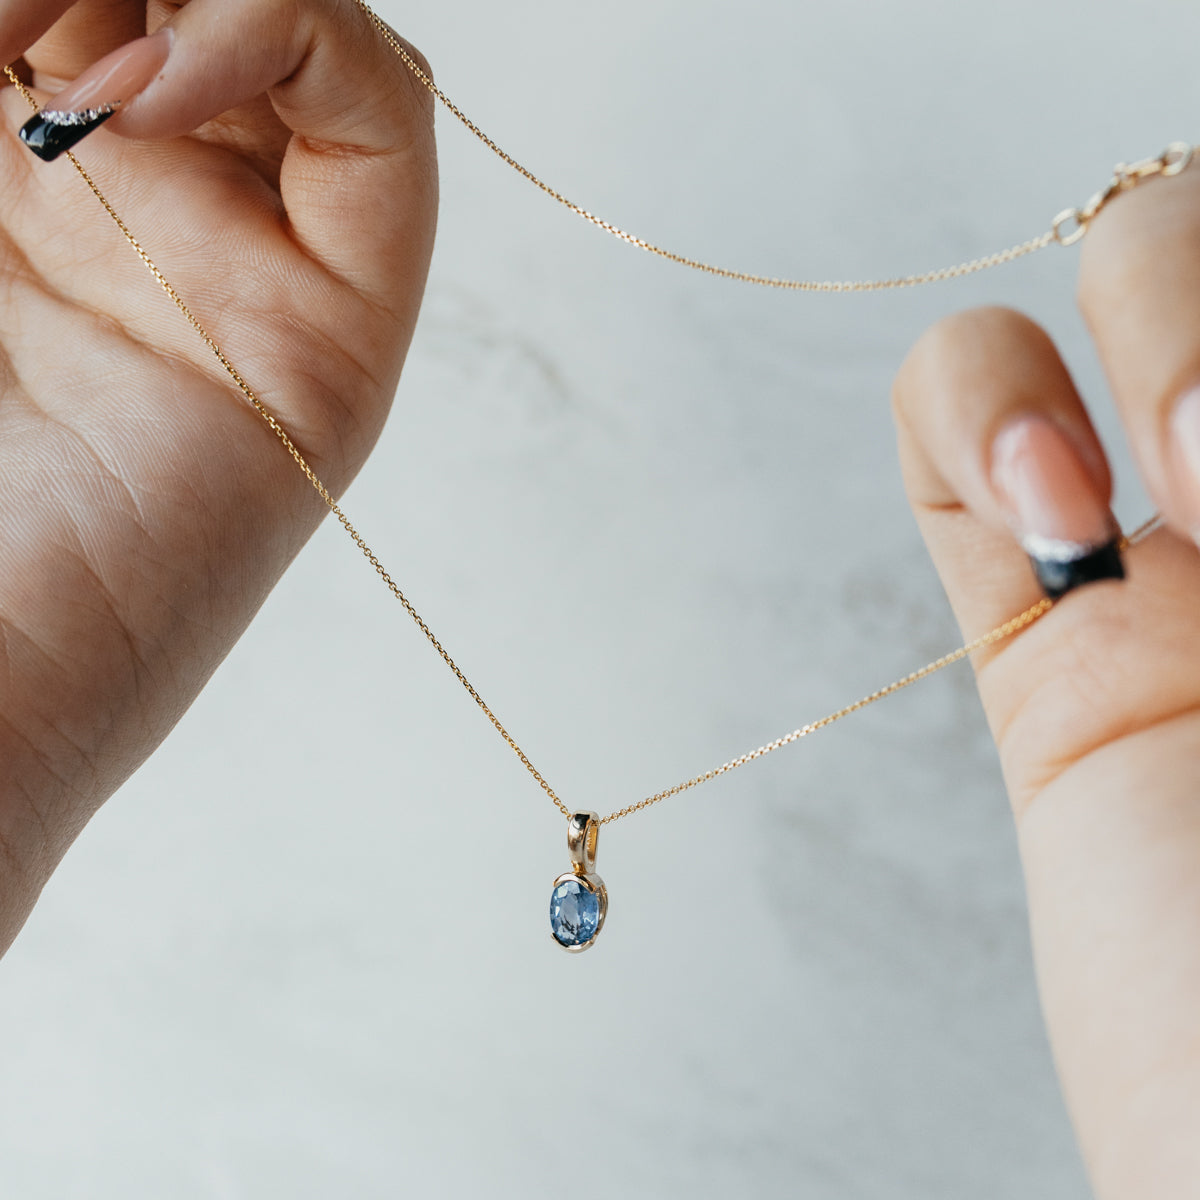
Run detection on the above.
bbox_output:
[891,159,1200,1199]
[0,0,437,952]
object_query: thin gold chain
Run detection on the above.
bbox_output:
[602,598,1045,822]
[0,34,1175,824]
[352,0,1055,290]
[603,511,1159,823]
[351,0,1190,291]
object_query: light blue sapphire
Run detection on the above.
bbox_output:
[550,878,600,947]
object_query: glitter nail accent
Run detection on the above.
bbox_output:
[1020,532,1101,563]
[37,101,122,126]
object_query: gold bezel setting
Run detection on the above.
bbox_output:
[550,871,608,952]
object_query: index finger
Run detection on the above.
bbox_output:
[8,0,147,82]
[0,0,77,72]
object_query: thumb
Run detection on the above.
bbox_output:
[16,0,436,309]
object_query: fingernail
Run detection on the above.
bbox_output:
[1169,383,1200,546]
[18,29,171,162]
[991,414,1124,600]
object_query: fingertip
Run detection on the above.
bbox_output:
[892,304,1126,642]
[13,29,172,162]
[0,0,76,93]
[893,305,1108,519]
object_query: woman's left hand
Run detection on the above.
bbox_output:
[0,0,437,953]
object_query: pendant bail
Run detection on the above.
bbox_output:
[567,810,600,876]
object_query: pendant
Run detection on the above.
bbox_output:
[549,811,608,952]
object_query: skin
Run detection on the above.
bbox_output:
[0,3,1196,1195]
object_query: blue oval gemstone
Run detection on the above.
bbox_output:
[550,878,600,947]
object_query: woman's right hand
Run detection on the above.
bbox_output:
[891,155,1200,1199]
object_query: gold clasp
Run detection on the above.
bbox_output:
[1052,141,1193,247]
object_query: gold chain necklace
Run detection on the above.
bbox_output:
[2,7,1189,951]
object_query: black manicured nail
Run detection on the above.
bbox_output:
[1025,535,1125,601]
[19,103,120,162]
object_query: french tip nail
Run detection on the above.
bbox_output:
[1025,535,1125,601]
[17,103,119,162]
[992,415,1124,600]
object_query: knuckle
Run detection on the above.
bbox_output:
[377,30,435,126]
[401,39,433,84]
[332,1,436,118]
[400,40,436,122]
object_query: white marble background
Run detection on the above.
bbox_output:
[3,1,1198,1196]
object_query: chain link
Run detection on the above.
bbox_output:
[0,20,1177,825]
